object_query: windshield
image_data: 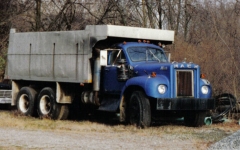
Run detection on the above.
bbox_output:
[127,47,167,62]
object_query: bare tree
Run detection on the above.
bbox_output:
[0,0,240,100]
[35,0,41,31]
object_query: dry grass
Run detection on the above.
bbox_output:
[0,109,239,149]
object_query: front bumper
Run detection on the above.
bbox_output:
[156,98,215,110]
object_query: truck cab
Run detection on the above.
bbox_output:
[99,41,214,127]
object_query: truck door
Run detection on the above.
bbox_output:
[102,50,126,94]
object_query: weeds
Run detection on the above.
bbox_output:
[0,109,239,149]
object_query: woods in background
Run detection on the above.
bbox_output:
[0,0,239,97]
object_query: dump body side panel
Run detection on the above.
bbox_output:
[7,30,92,83]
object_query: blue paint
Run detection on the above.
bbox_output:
[101,42,213,111]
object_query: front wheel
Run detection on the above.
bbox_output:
[184,111,206,127]
[128,91,151,128]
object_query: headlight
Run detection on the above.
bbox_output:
[201,86,209,94]
[158,85,166,94]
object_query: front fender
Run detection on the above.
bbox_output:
[122,75,170,98]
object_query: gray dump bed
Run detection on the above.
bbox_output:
[7,25,174,83]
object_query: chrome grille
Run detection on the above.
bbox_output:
[176,70,194,97]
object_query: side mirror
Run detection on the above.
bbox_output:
[100,50,108,66]
[168,53,171,62]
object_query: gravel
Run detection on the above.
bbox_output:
[208,130,240,150]
[0,127,203,150]
[1,127,240,150]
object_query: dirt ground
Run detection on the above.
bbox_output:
[0,127,211,150]
[0,109,239,150]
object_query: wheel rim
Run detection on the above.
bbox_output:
[129,97,140,125]
[19,94,29,113]
[39,95,51,115]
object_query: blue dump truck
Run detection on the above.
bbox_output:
[7,25,214,127]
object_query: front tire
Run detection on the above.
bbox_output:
[128,91,151,128]
[37,87,69,120]
[16,87,37,116]
[184,111,206,127]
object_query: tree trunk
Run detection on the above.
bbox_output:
[146,0,155,28]
[157,0,163,29]
[175,0,181,35]
[142,0,147,27]
[35,0,41,31]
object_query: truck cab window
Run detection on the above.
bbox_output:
[127,47,167,62]
[108,50,126,65]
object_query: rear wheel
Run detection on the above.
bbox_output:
[37,87,69,120]
[128,91,151,128]
[184,111,206,127]
[16,87,37,116]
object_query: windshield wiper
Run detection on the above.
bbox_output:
[149,50,160,62]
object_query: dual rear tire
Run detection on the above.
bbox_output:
[16,87,69,120]
[37,87,69,120]
[16,87,37,116]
